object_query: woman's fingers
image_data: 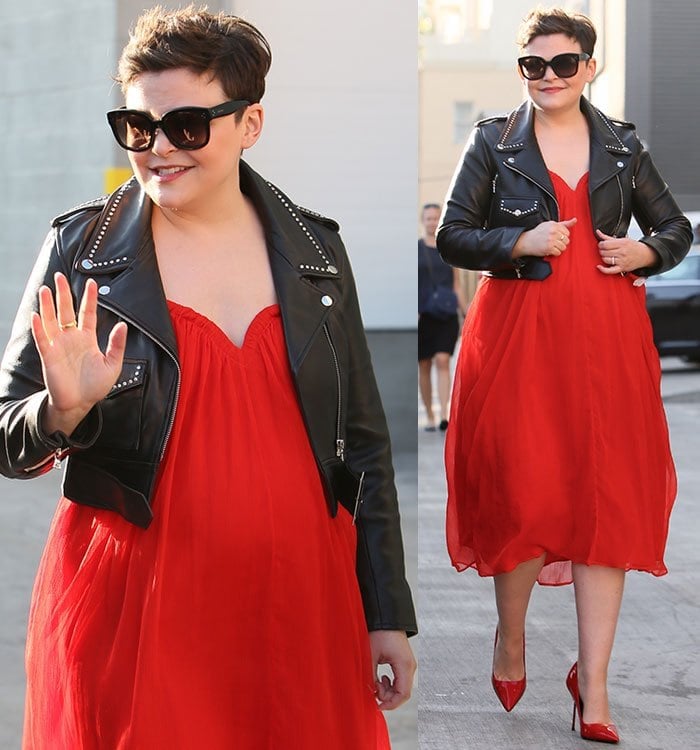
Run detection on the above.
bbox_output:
[54,272,78,329]
[77,278,98,331]
[37,285,60,341]
[545,218,578,256]
[30,311,50,354]
[105,322,128,370]
[595,230,630,272]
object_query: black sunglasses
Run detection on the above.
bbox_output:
[517,53,590,80]
[106,99,250,152]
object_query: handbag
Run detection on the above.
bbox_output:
[421,244,458,319]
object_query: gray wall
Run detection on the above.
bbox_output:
[231,0,417,329]
[0,1,117,341]
[1,0,417,335]
[625,0,700,209]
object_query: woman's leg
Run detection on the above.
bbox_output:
[418,358,435,426]
[572,565,625,724]
[434,352,451,422]
[492,554,546,680]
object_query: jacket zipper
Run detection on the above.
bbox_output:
[503,163,560,218]
[612,174,624,236]
[97,300,181,461]
[322,323,366,523]
[23,448,67,473]
[503,163,559,279]
[352,471,366,525]
[323,323,344,461]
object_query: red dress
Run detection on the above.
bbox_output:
[23,302,390,749]
[446,172,676,585]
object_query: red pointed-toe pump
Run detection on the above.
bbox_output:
[566,663,620,744]
[491,628,526,712]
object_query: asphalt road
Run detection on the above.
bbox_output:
[417,357,700,750]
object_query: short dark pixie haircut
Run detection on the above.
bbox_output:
[516,7,597,56]
[422,203,441,213]
[115,4,272,119]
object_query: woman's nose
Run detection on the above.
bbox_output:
[150,128,177,156]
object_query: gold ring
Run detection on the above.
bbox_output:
[59,320,78,330]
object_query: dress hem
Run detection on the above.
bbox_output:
[450,552,669,586]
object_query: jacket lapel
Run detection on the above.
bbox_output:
[494,100,556,200]
[582,99,633,193]
[73,180,178,357]
[74,163,342,372]
[240,162,342,372]
[494,98,632,199]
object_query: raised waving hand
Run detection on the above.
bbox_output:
[30,273,127,436]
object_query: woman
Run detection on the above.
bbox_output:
[438,8,690,744]
[0,7,416,749]
[418,203,466,432]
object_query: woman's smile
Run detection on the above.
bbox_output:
[149,164,193,182]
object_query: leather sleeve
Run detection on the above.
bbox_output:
[630,137,692,276]
[336,243,417,636]
[437,125,526,271]
[0,225,102,479]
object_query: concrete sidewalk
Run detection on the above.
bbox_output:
[417,359,700,750]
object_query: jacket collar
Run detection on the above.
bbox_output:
[74,161,341,277]
[238,162,342,371]
[493,97,633,194]
[74,161,342,370]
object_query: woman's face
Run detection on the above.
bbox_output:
[123,68,262,214]
[519,33,596,114]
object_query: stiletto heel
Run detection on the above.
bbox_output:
[491,627,526,712]
[566,662,620,744]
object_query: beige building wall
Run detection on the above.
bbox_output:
[419,67,522,210]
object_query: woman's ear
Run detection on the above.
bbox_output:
[241,103,264,150]
[585,57,597,82]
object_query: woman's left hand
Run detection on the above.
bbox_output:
[369,630,417,710]
[596,229,658,275]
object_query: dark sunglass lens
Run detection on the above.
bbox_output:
[519,57,545,80]
[117,112,154,151]
[162,110,210,149]
[551,53,579,78]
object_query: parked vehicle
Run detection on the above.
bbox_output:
[645,248,700,362]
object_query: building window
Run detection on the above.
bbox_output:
[454,101,475,143]
[419,0,494,43]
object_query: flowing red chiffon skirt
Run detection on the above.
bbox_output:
[23,302,390,749]
[446,172,676,585]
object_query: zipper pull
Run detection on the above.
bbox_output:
[336,439,345,460]
[53,449,65,469]
[352,471,366,525]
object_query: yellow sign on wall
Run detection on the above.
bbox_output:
[104,167,133,194]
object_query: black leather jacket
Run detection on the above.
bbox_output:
[0,161,417,635]
[437,97,692,279]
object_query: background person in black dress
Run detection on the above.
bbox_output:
[418,203,466,431]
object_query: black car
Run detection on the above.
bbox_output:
[645,249,700,361]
